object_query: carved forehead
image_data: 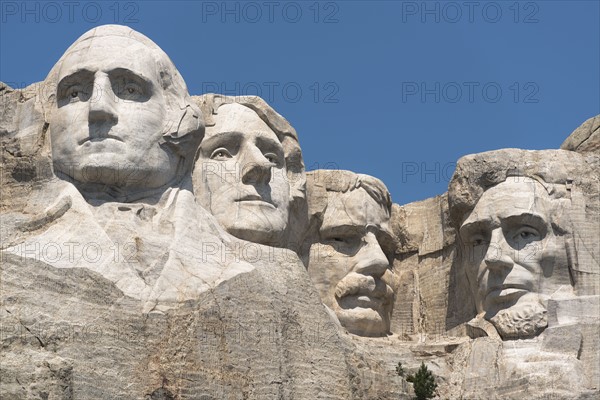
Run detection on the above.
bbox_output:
[321,188,391,232]
[57,36,161,81]
[62,25,163,55]
[462,178,553,226]
[47,25,177,91]
[207,103,280,143]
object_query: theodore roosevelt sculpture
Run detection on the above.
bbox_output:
[300,170,397,337]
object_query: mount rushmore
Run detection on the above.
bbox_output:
[1,25,598,399]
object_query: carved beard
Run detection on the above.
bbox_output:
[488,301,548,340]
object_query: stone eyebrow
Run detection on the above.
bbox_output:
[459,212,548,237]
[58,66,153,85]
[200,131,243,148]
[500,213,548,229]
[255,133,284,152]
[320,223,363,238]
[255,132,281,145]
[459,218,495,237]
[57,69,94,90]
[107,67,153,86]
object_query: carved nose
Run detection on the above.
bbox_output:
[353,232,389,278]
[88,73,118,125]
[484,228,513,271]
[241,146,272,184]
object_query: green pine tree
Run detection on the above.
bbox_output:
[406,362,437,400]
[395,361,405,377]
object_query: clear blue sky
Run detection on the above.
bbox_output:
[2,1,598,204]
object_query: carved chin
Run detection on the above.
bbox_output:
[221,206,288,246]
[228,222,286,247]
[336,307,390,337]
[488,301,548,340]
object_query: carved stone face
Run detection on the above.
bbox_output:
[459,178,567,338]
[50,36,177,190]
[307,188,396,337]
[194,103,290,245]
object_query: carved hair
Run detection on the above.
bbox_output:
[306,169,392,216]
[448,151,576,232]
[43,25,204,173]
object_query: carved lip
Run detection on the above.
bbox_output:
[78,135,123,145]
[362,285,391,301]
[485,284,530,299]
[354,295,384,309]
[338,281,393,305]
[339,291,390,311]
[235,194,274,207]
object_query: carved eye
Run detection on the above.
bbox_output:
[117,82,143,100]
[125,83,141,94]
[264,153,278,164]
[65,86,85,102]
[210,148,232,160]
[469,234,486,247]
[513,226,540,242]
[57,76,92,107]
[324,235,360,248]
[322,235,347,245]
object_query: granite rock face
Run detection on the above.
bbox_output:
[561,114,600,155]
[1,25,599,399]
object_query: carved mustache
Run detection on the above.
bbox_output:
[335,272,393,302]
